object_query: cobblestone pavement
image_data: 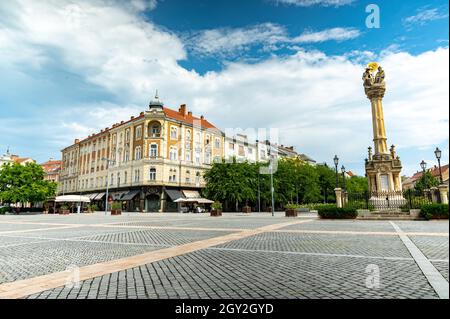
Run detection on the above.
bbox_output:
[0,212,448,299]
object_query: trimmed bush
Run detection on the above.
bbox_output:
[420,203,449,220]
[0,207,11,214]
[212,201,223,210]
[111,202,122,210]
[285,203,301,210]
[317,204,357,219]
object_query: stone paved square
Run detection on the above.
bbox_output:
[0,212,448,299]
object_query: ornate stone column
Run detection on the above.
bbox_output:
[363,63,405,208]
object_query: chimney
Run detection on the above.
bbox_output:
[179,104,186,116]
[188,111,192,116]
[200,115,204,120]
[139,112,144,116]
[74,139,80,144]
[131,116,135,120]
[120,121,124,124]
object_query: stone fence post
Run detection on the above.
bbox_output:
[430,187,439,203]
[335,188,343,208]
[438,185,448,204]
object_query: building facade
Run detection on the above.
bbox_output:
[40,159,62,183]
[60,96,224,212]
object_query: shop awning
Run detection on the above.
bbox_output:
[165,189,184,201]
[174,198,214,204]
[93,192,106,201]
[87,193,99,200]
[110,192,127,201]
[55,195,91,203]
[183,190,201,198]
[121,190,140,201]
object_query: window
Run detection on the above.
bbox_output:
[170,126,178,139]
[215,138,221,149]
[117,172,121,187]
[195,151,201,164]
[248,148,253,154]
[135,146,142,160]
[124,171,128,184]
[260,149,266,160]
[149,144,158,157]
[110,174,114,186]
[229,143,234,150]
[185,151,191,162]
[186,129,191,140]
[169,147,177,161]
[206,135,210,145]
[149,168,156,181]
[205,152,211,165]
[238,145,245,156]
[125,129,130,142]
[134,169,140,182]
[135,126,142,140]
[124,150,130,162]
[149,122,161,137]
[195,172,200,185]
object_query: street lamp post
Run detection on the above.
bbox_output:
[420,160,427,189]
[341,165,346,191]
[333,155,339,188]
[102,157,115,215]
[269,156,275,217]
[257,170,261,213]
[434,147,443,184]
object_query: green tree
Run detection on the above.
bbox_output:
[346,176,369,194]
[315,164,336,203]
[0,162,56,207]
[203,158,256,211]
[414,171,439,192]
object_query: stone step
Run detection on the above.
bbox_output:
[357,216,424,220]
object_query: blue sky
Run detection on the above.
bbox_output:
[0,0,448,176]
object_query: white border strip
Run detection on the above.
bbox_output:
[390,222,449,299]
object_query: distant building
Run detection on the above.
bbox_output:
[0,149,14,168]
[403,164,449,190]
[60,95,224,212]
[40,159,62,183]
[0,149,35,169]
[224,134,257,162]
[11,155,35,165]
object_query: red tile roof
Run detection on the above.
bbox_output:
[410,164,449,181]
[69,105,219,149]
[163,107,217,129]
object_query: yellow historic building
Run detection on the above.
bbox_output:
[60,94,224,212]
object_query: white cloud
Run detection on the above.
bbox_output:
[188,24,360,56]
[271,0,354,7]
[293,27,360,43]
[403,7,449,29]
[0,0,448,176]
[187,23,287,57]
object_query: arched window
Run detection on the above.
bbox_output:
[170,126,178,139]
[135,126,142,140]
[135,146,142,160]
[186,129,191,140]
[148,121,161,137]
[195,172,201,185]
[149,144,158,157]
[149,168,156,181]
[124,171,128,184]
[169,147,178,161]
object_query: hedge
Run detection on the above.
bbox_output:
[0,207,10,214]
[420,203,449,220]
[317,204,358,219]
